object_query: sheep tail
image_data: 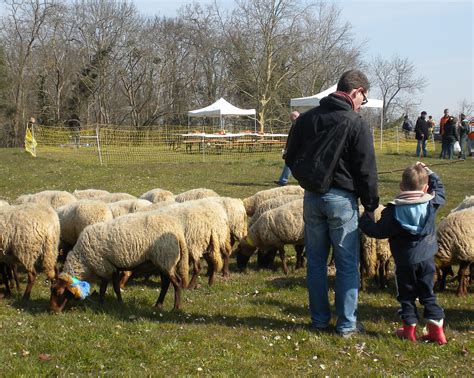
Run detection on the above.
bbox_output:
[177,235,190,289]
[210,232,223,273]
[42,229,60,281]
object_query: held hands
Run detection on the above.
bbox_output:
[363,211,375,221]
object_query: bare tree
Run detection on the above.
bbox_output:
[370,55,425,125]
[457,98,473,117]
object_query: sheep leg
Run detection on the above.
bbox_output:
[456,262,469,297]
[207,255,216,286]
[188,259,202,290]
[278,247,288,275]
[169,274,182,311]
[99,278,108,304]
[378,261,388,289]
[112,272,123,304]
[295,245,305,269]
[155,272,170,309]
[222,252,230,279]
[119,270,132,289]
[22,271,36,300]
[0,264,12,298]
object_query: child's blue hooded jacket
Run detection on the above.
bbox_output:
[359,171,445,267]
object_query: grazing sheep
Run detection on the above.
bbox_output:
[242,185,303,216]
[140,188,175,203]
[435,208,474,296]
[95,192,137,203]
[0,200,10,208]
[175,188,219,203]
[359,205,392,290]
[236,199,304,274]
[49,212,190,312]
[0,203,60,299]
[73,189,110,200]
[108,199,152,218]
[249,194,303,227]
[16,190,77,210]
[56,200,114,255]
[450,195,474,213]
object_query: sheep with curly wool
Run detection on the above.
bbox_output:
[249,194,303,227]
[49,211,190,312]
[95,192,137,203]
[236,199,304,274]
[359,205,392,290]
[56,200,114,255]
[73,189,110,200]
[140,188,175,203]
[242,185,304,216]
[435,208,474,296]
[16,190,77,210]
[450,195,474,213]
[174,188,219,203]
[0,203,60,299]
[0,200,10,208]
[108,199,152,218]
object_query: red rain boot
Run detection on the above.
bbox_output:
[421,320,447,345]
[395,322,417,342]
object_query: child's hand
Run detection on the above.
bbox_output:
[363,211,375,221]
[415,161,426,169]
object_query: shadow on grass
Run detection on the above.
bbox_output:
[223,181,275,188]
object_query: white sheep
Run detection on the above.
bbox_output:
[95,192,137,203]
[174,188,219,203]
[236,199,304,274]
[107,199,152,218]
[436,208,474,296]
[243,185,304,216]
[249,194,303,227]
[56,200,114,254]
[140,188,175,203]
[73,189,110,200]
[450,195,474,213]
[0,200,10,209]
[359,205,392,290]
[16,190,77,209]
[0,203,60,299]
[49,211,190,312]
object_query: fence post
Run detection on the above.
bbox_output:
[96,125,103,165]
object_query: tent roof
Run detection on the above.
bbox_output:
[290,85,383,109]
[188,98,256,117]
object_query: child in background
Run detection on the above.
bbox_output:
[359,162,447,344]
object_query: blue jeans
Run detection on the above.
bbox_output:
[304,188,360,333]
[416,139,427,157]
[277,164,291,184]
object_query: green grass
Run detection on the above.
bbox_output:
[0,147,473,375]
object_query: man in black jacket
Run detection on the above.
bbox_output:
[415,111,429,157]
[285,70,379,337]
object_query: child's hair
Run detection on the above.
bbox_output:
[401,164,428,191]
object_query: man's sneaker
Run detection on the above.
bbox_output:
[338,322,365,338]
[273,181,287,186]
[395,322,417,342]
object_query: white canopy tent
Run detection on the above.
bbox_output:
[187,98,256,131]
[290,85,385,148]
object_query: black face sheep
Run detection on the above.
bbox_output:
[15,190,77,210]
[0,203,60,299]
[49,212,189,312]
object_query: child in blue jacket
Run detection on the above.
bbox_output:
[359,162,447,344]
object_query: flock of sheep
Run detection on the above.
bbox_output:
[0,186,472,314]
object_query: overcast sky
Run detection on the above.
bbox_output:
[134,0,473,119]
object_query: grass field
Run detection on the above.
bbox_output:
[0,147,472,375]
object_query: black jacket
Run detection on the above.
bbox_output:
[285,93,379,212]
[415,117,429,141]
[442,122,458,143]
[359,172,445,267]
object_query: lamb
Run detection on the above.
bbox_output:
[108,199,152,218]
[140,188,175,203]
[73,189,110,200]
[56,200,114,255]
[236,199,305,274]
[242,185,304,216]
[450,195,474,213]
[95,192,137,203]
[435,208,474,296]
[16,190,77,209]
[49,211,190,312]
[359,205,392,290]
[174,188,219,203]
[0,203,60,299]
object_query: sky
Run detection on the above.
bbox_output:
[134,0,473,119]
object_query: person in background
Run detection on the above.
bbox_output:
[359,162,447,345]
[274,111,300,186]
[458,113,469,159]
[441,116,458,159]
[427,115,435,139]
[415,111,429,157]
[67,114,81,148]
[439,109,450,158]
[401,115,414,138]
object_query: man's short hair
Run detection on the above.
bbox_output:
[444,108,449,113]
[401,164,428,191]
[337,70,370,93]
[421,111,427,115]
